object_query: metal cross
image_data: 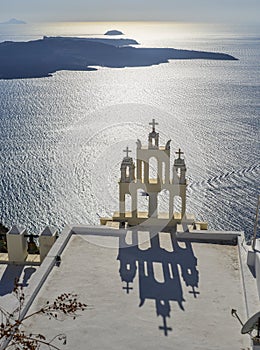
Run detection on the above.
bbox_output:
[123,146,132,158]
[159,316,172,336]
[122,282,133,294]
[149,118,158,131]
[175,148,184,159]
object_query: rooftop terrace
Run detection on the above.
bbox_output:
[2,226,254,350]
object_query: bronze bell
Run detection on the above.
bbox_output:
[27,234,39,254]
[0,236,7,253]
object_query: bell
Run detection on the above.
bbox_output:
[0,237,7,253]
[27,235,39,254]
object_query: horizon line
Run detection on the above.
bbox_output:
[1,19,260,26]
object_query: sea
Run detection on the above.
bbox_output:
[0,22,259,239]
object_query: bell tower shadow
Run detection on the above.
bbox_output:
[117,229,199,336]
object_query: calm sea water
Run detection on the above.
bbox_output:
[0,22,259,238]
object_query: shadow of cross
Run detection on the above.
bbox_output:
[156,299,172,336]
[189,286,200,298]
[123,282,133,294]
[159,316,173,336]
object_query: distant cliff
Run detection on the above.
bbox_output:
[0,36,238,79]
[1,18,26,24]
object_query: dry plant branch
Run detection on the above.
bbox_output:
[0,278,87,350]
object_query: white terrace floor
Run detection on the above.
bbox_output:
[0,263,39,313]
[20,229,258,350]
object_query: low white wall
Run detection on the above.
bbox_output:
[245,239,260,303]
[255,251,260,299]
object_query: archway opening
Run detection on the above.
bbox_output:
[141,161,145,183]
[173,195,182,215]
[162,161,166,184]
[126,166,130,178]
[158,190,170,219]
[137,188,149,218]
[149,157,158,183]
[125,193,132,217]
[172,166,181,184]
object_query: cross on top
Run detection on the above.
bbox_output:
[123,146,132,158]
[149,118,158,132]
[175,148,184,159]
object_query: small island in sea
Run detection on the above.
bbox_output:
[0,35,238,79]
[0,18,26,24]
[104,30,124,35]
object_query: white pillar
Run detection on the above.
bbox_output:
[119,189,125,217]
[132,191,137,218]
[6,225,28,263]
[39,226,58,262]
[149,193,158,218]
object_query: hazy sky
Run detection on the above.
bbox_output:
[1,0,260,23]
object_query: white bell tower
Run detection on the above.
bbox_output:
[115,120,188,227]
